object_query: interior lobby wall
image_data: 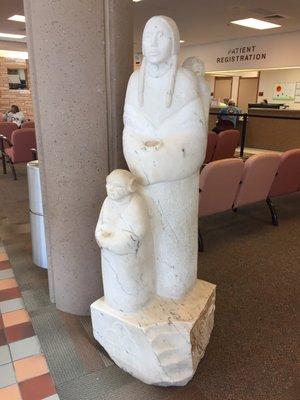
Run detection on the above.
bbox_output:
[258,68,300,109]
[0,57,33,119]
[180,31,300,72]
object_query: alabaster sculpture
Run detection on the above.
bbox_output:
[182,56,211,129]
[95,170,154,312]
[91,15,216,387]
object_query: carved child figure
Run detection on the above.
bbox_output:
[95,169,154,313]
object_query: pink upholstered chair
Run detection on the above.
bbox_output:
[212,130,240,161]
[198,158,244,250]
[21,121,35,129]
[204,132,218,164]
[2,128,36,179]
[269,149,300,197]
[0,122,19,173]
[234,153,281,225]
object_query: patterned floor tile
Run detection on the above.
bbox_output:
[0,298,24,313]
[0,261,11,271]
[14,354,49,382]
[0,253,8,262]
[0,278,18,291]
[0,269,14,279]
[2,309,30,328]
[10,335,42,361]
[0,363,17,388]
[19,373,56,400]
[0,287,22,302]
[5,321,35,343]
[0,329,6,346]
[0,344,11,365]
[0,384,22,400]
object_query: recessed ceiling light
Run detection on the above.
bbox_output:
[180,40,185,43]
[0,32,26,39]
[8,15,26,23]
[132,0,143,2]
[230,18,281,30]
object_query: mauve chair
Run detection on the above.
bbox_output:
[233,153,281,225]
[203,132,217,164]
[212,130,240,161]
[198,158,244,250]
[3,128,36,180]
[21,121,35,129]
[269,149,300,197]
[0,122,19,173]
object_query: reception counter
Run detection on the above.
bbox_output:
[209,108,300,152]
[246,109,300,151]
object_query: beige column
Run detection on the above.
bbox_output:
[23,0,133,315]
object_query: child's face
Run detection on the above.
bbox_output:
[106,179,130,201]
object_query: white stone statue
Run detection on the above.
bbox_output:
[182,56,211,129]
[91,16,216,387]
[123,15,207,299]
[95,169,154,312]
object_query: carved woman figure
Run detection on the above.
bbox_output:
[95,170,154,312]
[123,16,207,299]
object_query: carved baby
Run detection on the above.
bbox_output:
[95,169,154,313]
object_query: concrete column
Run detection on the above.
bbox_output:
[24,0,133,315]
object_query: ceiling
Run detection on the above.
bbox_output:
[0,0,300,52]
[133,0,300,50]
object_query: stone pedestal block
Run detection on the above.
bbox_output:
[91,280,216,386]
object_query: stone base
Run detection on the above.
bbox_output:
[91,280,216,386]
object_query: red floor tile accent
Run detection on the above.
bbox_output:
[19,373,56,400]
[0,328,6,346]
[0,260,12,270]
[0,247,58,399]
[0,287,22,302]
[5,321,35,343]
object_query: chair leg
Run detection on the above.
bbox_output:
[266,197,278,226]
[8,159,17,180]
[1,154,7,174]
[198,229,204,252]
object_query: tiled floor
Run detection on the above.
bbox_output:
[0,249,59,400]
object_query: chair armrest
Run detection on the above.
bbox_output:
[0,134,13,148]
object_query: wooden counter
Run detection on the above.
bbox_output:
[246,109,300,151]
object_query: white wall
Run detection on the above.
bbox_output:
[258,68,300,110]
[180,31,300,72]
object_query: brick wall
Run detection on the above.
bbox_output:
[0,57,34,120]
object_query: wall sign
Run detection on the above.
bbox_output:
[217,46,267,64]
[273,82,296,100]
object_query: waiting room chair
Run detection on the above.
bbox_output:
[21,121,35,129]
[198,158,244,250]
[212,130,240,161]
[1,128,36,180]
[204,132,218,164]
[0,122,19,173]
[269,149,300,197]
[233,153,281,226]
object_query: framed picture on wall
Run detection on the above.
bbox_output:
[272,82,296,100]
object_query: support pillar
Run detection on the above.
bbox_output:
[23,0,133,315]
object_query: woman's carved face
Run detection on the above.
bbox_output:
[143,20,172,65]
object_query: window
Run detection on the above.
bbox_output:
[7,68,28,90]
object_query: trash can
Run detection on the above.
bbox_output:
[27,161,47,269]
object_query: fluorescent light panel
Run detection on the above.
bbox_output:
[8,15,26,22]
[230,18,281,30]
[0,32,26,39]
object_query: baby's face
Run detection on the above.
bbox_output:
[106,179,130,201]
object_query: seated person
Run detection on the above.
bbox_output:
[3,105,25,127]
[218,100,241,128]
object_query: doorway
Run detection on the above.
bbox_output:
[237,77,259,112]
[214,77,232,102]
